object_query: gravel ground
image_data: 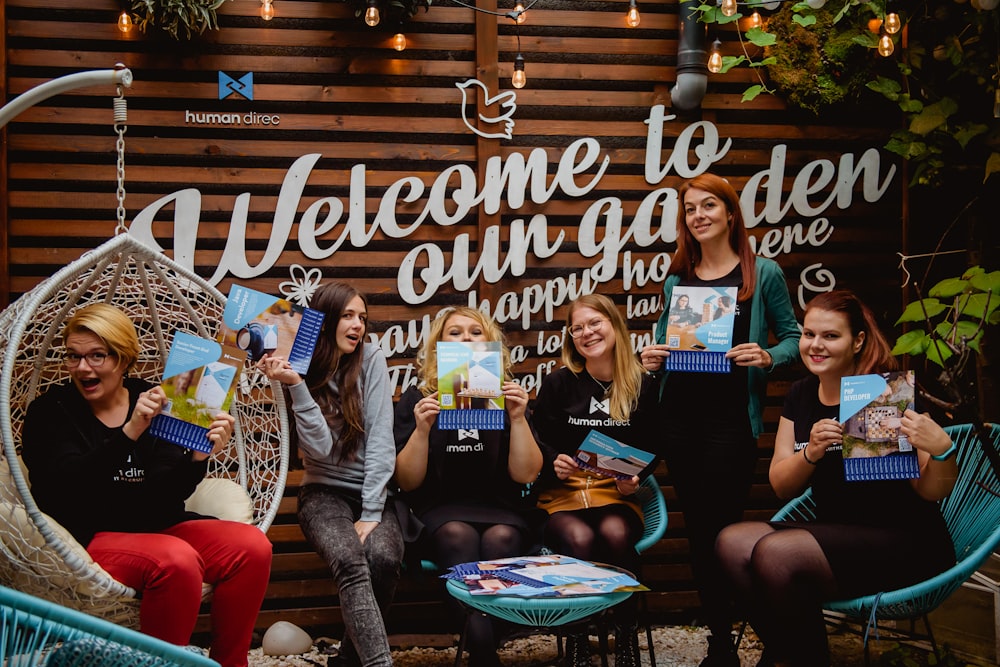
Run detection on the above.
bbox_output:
[245,623,959,667]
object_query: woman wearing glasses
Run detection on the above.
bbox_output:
[640,173,801,667]
[22,304,272,667]
[394,306,543,667]
[530,294,659,667]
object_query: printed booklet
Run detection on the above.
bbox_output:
[436,341,505,431]
[149,331,247,454]
[663,285,737,373]
[840,370,920,482]
[442,554,648,597]
[218,284,325,376]
[574,429,657,481]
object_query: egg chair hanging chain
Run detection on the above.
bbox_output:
[113,84,128,235]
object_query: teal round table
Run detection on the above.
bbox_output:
[445,577,633,667]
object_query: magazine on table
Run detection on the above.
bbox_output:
[662,285,737,373]
[218,283,325,376]
[443,554,648,597]
[839,370,920,482]
[573,429,656,481]
[436,341,506,431]
[149,331,247,454]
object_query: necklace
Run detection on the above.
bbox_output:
[589,372,612,397]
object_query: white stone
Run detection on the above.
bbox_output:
[261,621,314,656]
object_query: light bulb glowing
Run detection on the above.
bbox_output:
[884,12,901,33]
[117,10,132,32]
[513,2,527,24]
[721,0,738,17]
[392,33,406,51]
[260,0,274,21]
[878,33,895,56]
[748,10,761,27]
[364,2,380,26]
[708,39,723,73]
[512,53,526,89]
[626,0,641,27]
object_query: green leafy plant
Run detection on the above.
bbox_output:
[129,0,226,40]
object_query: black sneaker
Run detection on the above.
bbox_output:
[698,636,740,667]
[565,633,593,667]
[613,625,639,667]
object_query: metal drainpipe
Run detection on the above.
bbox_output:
[670,0,708,111]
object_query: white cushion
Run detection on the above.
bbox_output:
[185,478,255,524]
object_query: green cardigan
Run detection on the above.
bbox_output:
[654,256,801,438]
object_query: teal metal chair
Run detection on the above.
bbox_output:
[0,583,219,666]
[766,422,1000,663]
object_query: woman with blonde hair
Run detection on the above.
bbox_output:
[394,306,543,667]
[23,304,272,667]
[530,293,659,667]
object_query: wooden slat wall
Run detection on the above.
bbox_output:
[3,0,904,637]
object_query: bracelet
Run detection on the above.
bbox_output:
[802,446,818,465]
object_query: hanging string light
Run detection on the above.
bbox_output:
[878,33,895,56]
[884,12,901,34]
[117,10,132,32]
[720,0,738,18]
[748,10,762,28]
[626,0,641,28]
[365,0,381,26]
[513,2,527,24]
[260,0,275,21]
[392,33,407,50]
[512,52,526,88]
[708,38,723,73]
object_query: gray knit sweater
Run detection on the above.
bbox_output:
[288,344,395,523]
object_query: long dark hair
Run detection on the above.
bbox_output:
[804,289,898,375]
[302,282,368,461]
[668,173,756,301]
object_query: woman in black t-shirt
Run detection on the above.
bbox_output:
[715,290,957,667]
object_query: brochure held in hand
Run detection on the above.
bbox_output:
[574,429,656,481]
[840,370,920,482]
[149,331,247,454]
[663,285,737,373]
[443,554,648,597]
[218,284,325,376]
[436,341,505,430]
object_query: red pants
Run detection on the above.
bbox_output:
[88,519,273,667]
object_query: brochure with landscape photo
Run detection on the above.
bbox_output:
[663,285,737,373]
[436,341,505,430]
[574,429,657,481]
[218,283,325,376]
[840,370,920,482]
[443,555,648,597]
[149,331,247,454]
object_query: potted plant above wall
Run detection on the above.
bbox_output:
[128,0,227,40]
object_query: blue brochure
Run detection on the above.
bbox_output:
[150,331,247,454]
[663,285,737,373]
[574,430,656,481]
[840,371,920,482]
[219,284,325,376]
[436,341,506,431]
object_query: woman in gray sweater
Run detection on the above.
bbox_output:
[260,282,402,667]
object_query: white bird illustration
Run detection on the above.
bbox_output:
[456,79,517,140]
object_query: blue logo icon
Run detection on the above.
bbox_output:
[219,71,253,101]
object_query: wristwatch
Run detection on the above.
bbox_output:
[931,442,958,461]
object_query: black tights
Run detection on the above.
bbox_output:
[715,522,837,666]
[432,521,525,666]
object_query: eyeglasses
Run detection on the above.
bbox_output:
[63,351,113,368]
[568,317,607,338]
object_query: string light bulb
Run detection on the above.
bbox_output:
[392,32,407,51]
[884,12,901,34]
[513,2,527,24]
[708,39,723,73]
[878,33,895,56]
[260,0,275,21]
[364,0,381,26]
[626,0,641,28]
[720,0,738,17]
[117,10,132,32]
[748,10,761,27]
[512,53,526,89]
